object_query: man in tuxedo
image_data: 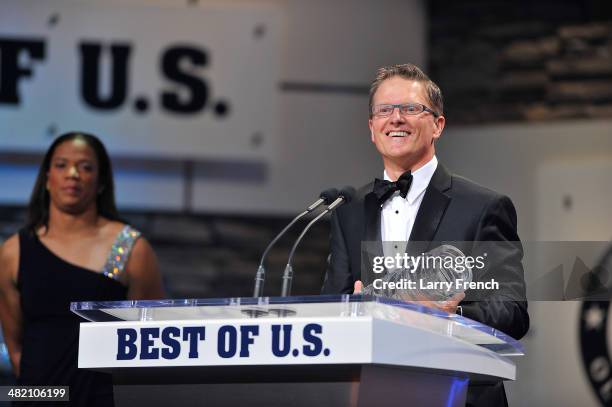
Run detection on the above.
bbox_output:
[321,63,529,407]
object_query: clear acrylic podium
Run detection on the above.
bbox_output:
[71,295,524,407]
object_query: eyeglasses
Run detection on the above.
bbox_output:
[372,103,439,118]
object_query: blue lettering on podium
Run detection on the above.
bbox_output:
[116,328,138,360]
[161,327,181,359]
[271,324,292,357]
[302,324,323,356]
[183,326,206,358]
[115,326,206,360]
[140,328,160,359]
[218,325,238,358]
[239,325,259,357]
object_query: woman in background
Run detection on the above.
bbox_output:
[0,132,165,406]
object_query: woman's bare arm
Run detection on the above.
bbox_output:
[125,237,165,300]
[0,234,23,377]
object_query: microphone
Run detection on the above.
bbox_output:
[253,188,339,297]
[280,186,356,297]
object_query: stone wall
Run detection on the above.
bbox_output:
[429,0,612,123]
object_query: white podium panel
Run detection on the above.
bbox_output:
[75,295,521,379]
[73,295,524,407]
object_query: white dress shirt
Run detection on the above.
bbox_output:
[381,155,438,257]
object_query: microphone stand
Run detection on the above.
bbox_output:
[280,188,355,297]
[253,209,309,297]
[253,189,338,297]
[281,209,332,297]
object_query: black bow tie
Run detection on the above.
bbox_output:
[373,171,413,204]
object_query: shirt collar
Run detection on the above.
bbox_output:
[383,155,438,204]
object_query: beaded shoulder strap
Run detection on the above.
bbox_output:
[102,225,141,280]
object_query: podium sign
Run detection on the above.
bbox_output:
[78,318,372,368]
[72,295,524,407]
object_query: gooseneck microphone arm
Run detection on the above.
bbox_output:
[253,209,307,297]
[281,187,356,297]
[280,210,329,298]
[253,188,338,297]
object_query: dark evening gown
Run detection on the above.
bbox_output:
[16,227,136,406]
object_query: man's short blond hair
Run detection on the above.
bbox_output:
[369,64,444,118]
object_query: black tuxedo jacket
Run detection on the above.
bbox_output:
[321,164,529,407]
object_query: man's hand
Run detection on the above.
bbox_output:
[352,279,463,314]
[411,292,465,314]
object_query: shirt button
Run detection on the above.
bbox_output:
[395,210,399,214]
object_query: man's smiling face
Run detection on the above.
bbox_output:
[368,76,445,170]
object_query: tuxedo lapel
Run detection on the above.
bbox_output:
[408,164,452,253]
[360,191,383,283]
[364,191,381,242]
